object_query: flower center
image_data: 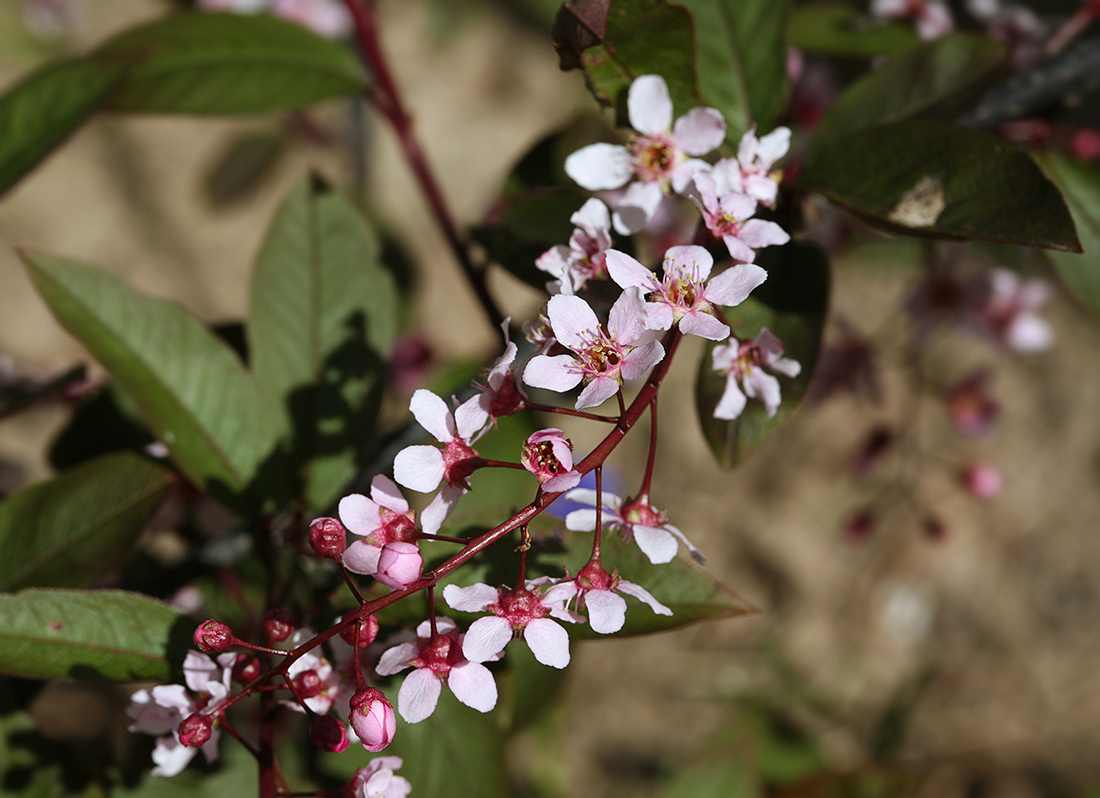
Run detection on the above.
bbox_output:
[495,587,550,632]
[522,441,565,477]
[630,134,677,184]
[576,330,626,382]
[442,439,480,488]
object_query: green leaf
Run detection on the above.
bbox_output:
[0,58,127,197]
[248,179,398,509]
[23,252,281,497]
[203,129,286,207]
[0,452,174,592]
[1037,151,1100,321]
[696,242,828,468]
[93,12,366,115]
[799,121,1081,251]
[809,33,1008,157]
[0,589,189,681]
[659,759,760,798]
[786,4,919,58]
[678,0,791,141]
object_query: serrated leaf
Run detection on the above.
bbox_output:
[0,452,174,592]
[786,4,919,58]
[799,121,1081,251]
[93,12,366,115]
[248,179,397,509]
[0,58,127,197]
[678,0,790,141]
[0,589,189,681]
[23,253,281,497]
[696,242,828,468]
[810,33,1008,157]
[1037,151,1100,321]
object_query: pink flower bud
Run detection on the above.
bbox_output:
[193,620,234,653]
[340,613,380,648]
[179,713,214,748]
[232,653,261,684]
[375,542,423,590]
[263,608,294,645]
[310,516,347,560]
[962,462,1003,500]
[349,688,396,752]
[310,714,349,753]
[293,669,324,700]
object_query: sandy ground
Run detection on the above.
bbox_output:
[3,2,1100,796]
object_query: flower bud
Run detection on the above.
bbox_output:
[310,516,347,561]
[310,714,349,753]
[263,608,294,645]
[193,620,234,653]
[375,542,423,590]
[293,669,324,700]
[339,614,380,648]
[349,688,396,752]
[232,653,261,684]
[962,462,1002,500]
[843,510,874,542]
[178,713,214,748]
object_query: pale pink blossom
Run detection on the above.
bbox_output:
[606,245,766,340]
[565,74,726,234]
[349,688,396,752]
[961,462,1003,500]
[521,428,582,493]
[348,757,412,798]
[540,562,672,634]
[522,288,664,410]
[563,489,704,565]
[443,582,575,669]
[712,329,801,420]
[980,268,1053,352]
[375,618,498,723]
[338,475,421,576]
[871,0,953,39]
[375,542,423,590]
[476,320,526,422]
[735,125,791,206]
[686,166,790,262]
[536,198,614,294]
[392,390,489,535]
[284,629,352,715]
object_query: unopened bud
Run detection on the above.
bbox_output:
[263,608,294,645]
[292,669,324,700]
[232,653,261,684]
[348,688,396,752]
[179,713,214,748]
[193,620,234,653]
[962,462,1002,500]
[309,517,347,560]
[339,613,380,648]
[375,542,423,590]
[310,714,349,753]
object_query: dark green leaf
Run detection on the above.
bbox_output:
[1037,151,1100,321]
[810,33,1008,157]
[786,4,919,58]
[0,58,127,197]
[93,12,366,115]
[248,179,398,509]
[799,121,1081,251]
[678,0,791,141]
[696,242,828,468]
[0,452,174,592]
[203,129,286,206]
[23,252,281,496]
[0,589,189,681]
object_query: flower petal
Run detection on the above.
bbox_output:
[547,294,600,349]
[628,74,673,134]
[342,540,382,575]
[369,474,409,514]
[713,375,747,420]
[571,197,612,235]
[523,354,583,392]
[454,394,489,441]
[448,662,498,713]
[705,262,767,308]
[419,485,462,536]
[443,582,500,612]
[617,579,674,615]
[397,668,442,724]
[743,368,782,417]
[462,616,512,663]
[409,389,455,443]
[585,589,627,634]
[664,244,714,281]
[632,524,679,564]
[606,250,661,292]
[564,507,598,532]
[338,492,382,536]
[576,375,621,410]
[739,219,790,249]
[678,311,730,341]
[664,523,707,565]
[620,341,665,382]
[672,107,726,155]
[608,286,651,345]
[392,445,445,493]
[375,642,418,676]
[524,618,571,668]
[612,181,664,235]
[564,143,633,190]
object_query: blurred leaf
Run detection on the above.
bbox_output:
[1037,151,1100,321]
[0,452,174,592]
[93,12,366,115]
[0,58,127,197]
[810,33,1008,156]
[203,129,285,206]
[678,0,790,141]
[786,4,919,58]
[0,589,188,681]
[696,242,828,468]
[660,758,760,798]
[556,0,697,120]
[23,253,281,499]
[798,121,1081,251]
[248,178,397,509]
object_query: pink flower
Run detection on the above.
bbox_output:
[686,166,790,262]
[871,0,953,39]
[735,125,791,206]
[521,428,582,492]
[349,688,396,753]
[284,629,350,715]
[712,329,801,420]
[947,371,1000,437]
[310,715,349,753]
[375,542,423,590]
[536,198,614,294]
[375,618,498,723]
[563,489,704,565]
[980,268,1053,352]
[564,74,726,234]
[392,390,489,534]
[338,476,421,577]
[348,757,412,798]
[606,245,766,340]
[522,288,665,410]
[476,320,526,422]
[443,582,575,669]
[962,462,1003,500]
[541,562,672,634]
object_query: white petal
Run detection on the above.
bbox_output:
[342,540,382,575]
[664,523,707,565]
[706,262,767,308]
[523,354,583,393]
[664,244,714,281]
[1007,315,1053,352]
[632,524,679,564]
[564,143,633,190]
[678,311,730,341]
[392,445,445,493]
[620,341,665,382]
[443,582,499,612]
[337,492,381,536]
[454,394,489,441]
[571,197,612,235]
[420,486,462,536]
[606,249,660,292]
[739,218,790,249]
[524,618,571,668]
[397,668,442,723]
[547,294,600,350]
[713,376,747,420]
[448,662,498,713]
[743,369,782,417]
[672,107,726,155]
[409,389,456,443]
[617,580,673,616]
[576,376,621,410]
[612,181,664,235]
[628,74,673,135]
[369,474,409,514]
[755,127,791,168]
[375,642,418,676]
[609,286,650,345]
[562,488,622,512]
[462,616,512,663]
[585,589,627,634]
